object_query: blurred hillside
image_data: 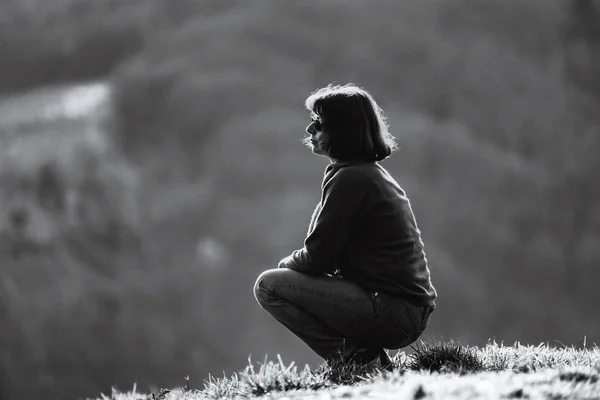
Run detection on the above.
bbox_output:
[0,1,599,399]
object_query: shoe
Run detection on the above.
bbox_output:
[362,349,394,373]
[364,356,382,371]
[378,349,394,372]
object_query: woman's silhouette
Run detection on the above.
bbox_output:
[254,83,437,371]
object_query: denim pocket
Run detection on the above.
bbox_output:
[350,292,413,348]
[378,294,429,346]
[350,292,387,326]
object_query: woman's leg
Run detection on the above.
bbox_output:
[253,268,413,364]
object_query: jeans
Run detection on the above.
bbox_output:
[254,268,434,364]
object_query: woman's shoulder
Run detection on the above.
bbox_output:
[342,162,405,192]
[324,162,384,192]
[331,161,377,180]
[341,161,388,180]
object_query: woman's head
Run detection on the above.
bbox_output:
[303,83,397,162]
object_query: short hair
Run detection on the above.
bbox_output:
[304,83,397,162]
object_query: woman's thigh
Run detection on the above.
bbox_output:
[254,269,411,347]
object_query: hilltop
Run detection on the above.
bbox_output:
[98,342,600,400]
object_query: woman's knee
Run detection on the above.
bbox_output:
[253,268,285,305]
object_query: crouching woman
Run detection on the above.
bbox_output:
[254,83,437,370]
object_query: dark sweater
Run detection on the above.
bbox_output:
[288,160,437,308]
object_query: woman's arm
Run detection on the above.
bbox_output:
[282,168,368,274]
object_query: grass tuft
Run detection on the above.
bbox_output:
[202,353,398,397]
[241,355,326,396]
[202,355,329,398]
[149,388,170,400]
[407,340,486,373]
[96,384,146,400]
[313,359,380,386]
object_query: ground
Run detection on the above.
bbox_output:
[98,342,600,400]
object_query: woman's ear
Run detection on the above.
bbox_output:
[37,162,66,213]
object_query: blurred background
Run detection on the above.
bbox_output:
[0,0,599,399]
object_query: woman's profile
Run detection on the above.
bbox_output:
[254,83,437,371]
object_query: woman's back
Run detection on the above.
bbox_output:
[330,161,437,308]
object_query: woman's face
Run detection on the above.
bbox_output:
[306,113,326,156]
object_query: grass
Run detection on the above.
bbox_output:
[95,341,600,400]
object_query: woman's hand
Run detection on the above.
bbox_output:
[277,254,298,269]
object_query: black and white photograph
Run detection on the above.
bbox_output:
[0,1,599,399]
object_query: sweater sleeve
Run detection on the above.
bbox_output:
[288,168,368,274]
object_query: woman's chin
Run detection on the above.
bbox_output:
[310,144,322,154]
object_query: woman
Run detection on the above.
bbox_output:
[253,83,437,371]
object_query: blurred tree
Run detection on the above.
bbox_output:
[557,0,600,300]
[562,0,600,100]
